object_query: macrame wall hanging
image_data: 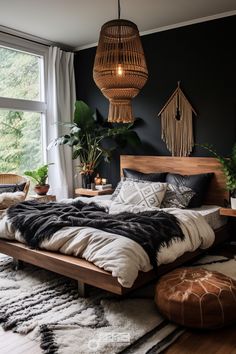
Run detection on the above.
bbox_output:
[158,82,197,157]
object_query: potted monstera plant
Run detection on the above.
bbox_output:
[24,164,53,195]
[202,143,236,208]
[48,100,141,188]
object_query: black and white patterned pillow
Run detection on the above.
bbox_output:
[112,171,167,201]
[166,173,213,208]
[161,184,195,209]
[111,177,126,201]
[0,182,26,194]
[111,177,144,201]
[114,180,167,208]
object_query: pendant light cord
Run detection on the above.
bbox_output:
[118,0,121,19]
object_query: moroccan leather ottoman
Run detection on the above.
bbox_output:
[155,268,236,329]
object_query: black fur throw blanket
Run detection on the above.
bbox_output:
[7,200,185,270]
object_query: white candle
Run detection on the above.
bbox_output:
[101,178,107,185]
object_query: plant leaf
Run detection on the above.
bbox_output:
[74,100,95,131]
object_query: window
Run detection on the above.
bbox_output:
[0,34,47,174]
[0,110,43,172]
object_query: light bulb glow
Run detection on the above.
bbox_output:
[117,64,123,76]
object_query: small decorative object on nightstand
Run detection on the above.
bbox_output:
[95,183,112,191]
[94,173,102,185]
[75,188,113,197]
[28,194,56,203]
[101,178,107,185]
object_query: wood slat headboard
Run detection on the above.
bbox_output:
[120,155,228,206]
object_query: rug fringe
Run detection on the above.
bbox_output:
[40,324,59,354]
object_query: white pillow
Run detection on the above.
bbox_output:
[0,192,25,210]
[114,180,167,208]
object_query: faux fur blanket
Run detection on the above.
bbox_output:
[7,200,185,269]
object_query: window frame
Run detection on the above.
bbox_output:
[0,32,48,163]
[0,32,48,113]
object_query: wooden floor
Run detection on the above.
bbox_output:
[0,327,41,354]
[0,243,236,354]
[165,325,236,354]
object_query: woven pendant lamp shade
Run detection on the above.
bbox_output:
[93,19,148,123]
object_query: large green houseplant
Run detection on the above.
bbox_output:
[201,143,236,207]
[48,100,141,187]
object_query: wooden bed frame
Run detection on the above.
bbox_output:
[0,156,230,296]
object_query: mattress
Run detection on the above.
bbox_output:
[191,205,227,230]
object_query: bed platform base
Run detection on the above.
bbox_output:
[77,280,87,297]
[0,225,229,296]
[12,259,24,271]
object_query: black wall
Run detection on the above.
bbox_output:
[74,16,236,186]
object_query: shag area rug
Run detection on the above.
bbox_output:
[0,254,235,354]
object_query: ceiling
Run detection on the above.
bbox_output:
[0,0,235,49]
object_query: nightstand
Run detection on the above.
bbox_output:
[220,208,236,217]
[220,208,236,242]
[27,194,56,203]
[75,188,114,197]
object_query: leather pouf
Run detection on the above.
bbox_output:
[155,268,236,329]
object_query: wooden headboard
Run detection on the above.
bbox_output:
[120,155,228,206]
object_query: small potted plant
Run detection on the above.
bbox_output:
[24,164,53,195]
[201,143,236,209]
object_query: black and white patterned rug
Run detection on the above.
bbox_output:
[0,254,235,354]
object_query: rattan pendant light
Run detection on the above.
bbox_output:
[93,0,148,123]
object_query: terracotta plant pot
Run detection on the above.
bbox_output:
[34,184,50,196]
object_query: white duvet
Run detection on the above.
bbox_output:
[0,196,215,288]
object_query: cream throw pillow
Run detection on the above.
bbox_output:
[114,180,167,208]
[0,192,25,210]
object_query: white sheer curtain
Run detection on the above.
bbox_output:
[46,46,76,200]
